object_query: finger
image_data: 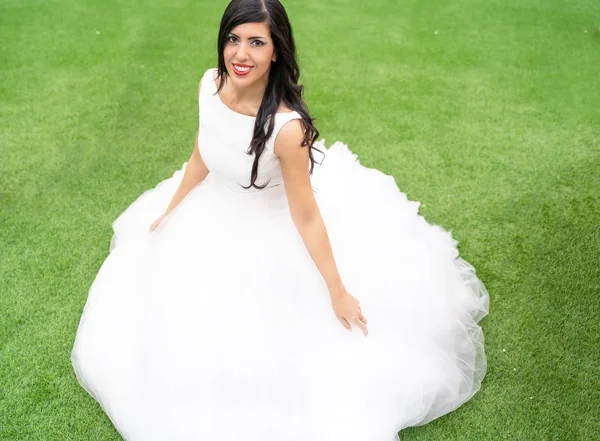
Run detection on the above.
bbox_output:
[359,314,367,324]
[340,317,351,331]
[360,322,368,336]
[354,317,368,336]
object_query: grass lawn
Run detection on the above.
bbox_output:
[1,0,598,439]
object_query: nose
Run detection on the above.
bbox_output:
[236,41,250,60]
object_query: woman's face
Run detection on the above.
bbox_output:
[223,21,276,87]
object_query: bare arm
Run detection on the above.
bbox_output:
[149,78,210,231]
[275,119,368,335]
[163,78,210,216]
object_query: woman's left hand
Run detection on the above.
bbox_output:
[331,288,368,336]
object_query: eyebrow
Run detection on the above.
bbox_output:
[229,32,267,40]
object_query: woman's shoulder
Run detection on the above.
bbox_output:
[277,104,293,114]
[198,67,217,87]
[198,67,217,91]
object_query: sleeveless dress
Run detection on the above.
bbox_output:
[71,67,490,441]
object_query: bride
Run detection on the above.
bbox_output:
[71,0,490,440]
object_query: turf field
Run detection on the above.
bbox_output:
[1,0,598,439]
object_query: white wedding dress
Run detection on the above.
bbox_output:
[71,67,489,441]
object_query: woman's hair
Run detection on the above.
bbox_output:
[215,0,322,190]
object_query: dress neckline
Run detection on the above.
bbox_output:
[210,68,298,120]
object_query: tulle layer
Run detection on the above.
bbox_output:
[71,140,489,441]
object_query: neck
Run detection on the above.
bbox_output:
[227,71,269,109]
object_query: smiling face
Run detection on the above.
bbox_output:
[223,21,276,86]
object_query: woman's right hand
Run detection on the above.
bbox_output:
[149,212,169,232]
[331,288,368,336]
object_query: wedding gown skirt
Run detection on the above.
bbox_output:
[71,140,489,441]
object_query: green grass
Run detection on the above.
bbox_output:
[1,0,599,439]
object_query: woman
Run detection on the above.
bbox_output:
[71,0,489,440]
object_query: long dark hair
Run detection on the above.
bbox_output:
[215,0,322,190]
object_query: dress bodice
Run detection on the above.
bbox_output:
[198,67,303,193]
